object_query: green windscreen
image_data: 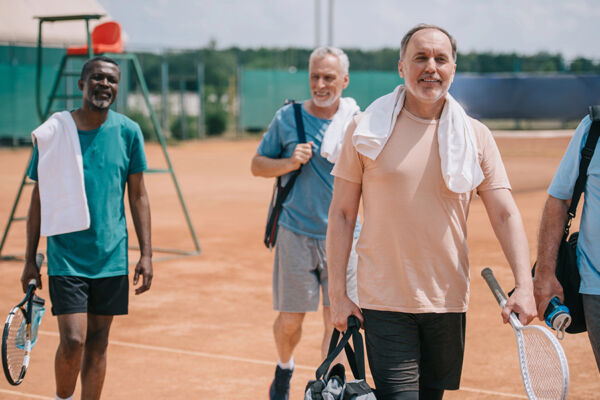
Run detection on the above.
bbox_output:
[0,45,131,142]
[240,68,403,130]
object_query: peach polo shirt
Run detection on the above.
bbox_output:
[332,109,510,313]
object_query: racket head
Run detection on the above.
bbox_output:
[482,268,569,399]
[513,323,569,400]
[2,306,29,385]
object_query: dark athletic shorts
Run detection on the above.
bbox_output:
[362,309,466,397]
[49,275,129,316]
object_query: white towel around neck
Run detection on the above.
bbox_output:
[352,85,484,193]
[32,111,90,236]
[320,97,360,163]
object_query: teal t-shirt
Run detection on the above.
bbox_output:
[257,102,360,239]
[28,110,147,278]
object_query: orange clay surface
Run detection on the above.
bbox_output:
[0,134,598,399]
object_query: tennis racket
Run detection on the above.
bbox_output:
[481,267,569,400]
[2,253,45,386]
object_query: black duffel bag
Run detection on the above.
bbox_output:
[555,232,586,333]
[533,231,585,334]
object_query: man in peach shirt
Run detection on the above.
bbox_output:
[326,24,536,400]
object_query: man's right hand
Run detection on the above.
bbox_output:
[21,259,42,293]
[289,141,314,170]
[330,294,363,332]
[533,267,564,320]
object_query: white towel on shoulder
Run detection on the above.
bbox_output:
[320,97,360,163]
[352,85,484,193]
[32,111,90,236]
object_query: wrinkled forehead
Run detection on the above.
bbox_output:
[406,28,454,59]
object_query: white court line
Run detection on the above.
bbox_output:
[460,387,526,398]
[0,388,53,399]
[38,330,314,370]
[38,331,526,398]
[492,130,573,138]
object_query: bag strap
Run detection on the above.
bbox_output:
[293,102,307,143]
[346,320,366,379]
[317,325,353,379]
[564,106,600,238]
[272,102,307,207]
[275,102,307,186]
[314,316,366,380]
[264,102,308,248]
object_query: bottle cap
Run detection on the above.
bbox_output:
[552,312,572,340]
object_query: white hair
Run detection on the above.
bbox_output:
[309,47,349,75]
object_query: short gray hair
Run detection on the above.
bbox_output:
[399,24,457,61]
[309,47,349,75]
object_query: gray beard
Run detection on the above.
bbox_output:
[90,98,112,110]
[312,93,340,108]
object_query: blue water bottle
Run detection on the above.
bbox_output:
[544,297,571,339]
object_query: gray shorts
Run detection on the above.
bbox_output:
[273,226,358,313]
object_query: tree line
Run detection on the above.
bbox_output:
[133,45,600,95]
[127,45,599,137]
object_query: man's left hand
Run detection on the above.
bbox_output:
[501,286,537,325]
[133,255,153,295]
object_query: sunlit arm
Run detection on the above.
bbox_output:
[479,188,536,325]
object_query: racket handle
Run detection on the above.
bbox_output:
[28,253,44,287]
[481,267,508,306]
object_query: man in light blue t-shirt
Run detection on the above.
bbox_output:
[535,113,600,372]
[21,56,152,400]
[251,47,359,400]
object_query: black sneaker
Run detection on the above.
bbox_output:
[269,365,294,400]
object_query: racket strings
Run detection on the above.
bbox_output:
[3,309,27,382]
[520,328,567,399]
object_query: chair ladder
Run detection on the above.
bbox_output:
[0,14,201,262]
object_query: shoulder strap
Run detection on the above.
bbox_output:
[564,106,600,237]
[292,102,307,143]
[275,102,306,194]
[266,103,308,241]
[276,102,307,194]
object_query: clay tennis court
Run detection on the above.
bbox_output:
[0,133,598,399]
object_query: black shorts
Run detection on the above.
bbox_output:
[48,275,129,316]
[362,309,466,397]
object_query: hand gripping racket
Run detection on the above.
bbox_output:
[481,267,569,400]
[2,253,46,385]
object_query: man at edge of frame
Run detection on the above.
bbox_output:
[21,55,152,400]
[327,24,537,400]
[534,110,600,373]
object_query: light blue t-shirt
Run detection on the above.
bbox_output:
[28,110,147,278]
[258,102,360,240]
[548,115,600,294]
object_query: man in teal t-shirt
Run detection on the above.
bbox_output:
[21,56,152,400]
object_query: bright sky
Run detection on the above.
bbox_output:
[98,0,600,61]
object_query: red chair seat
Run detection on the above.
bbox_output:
[66,21,123,55]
